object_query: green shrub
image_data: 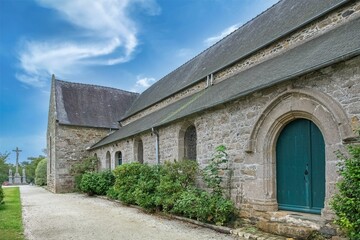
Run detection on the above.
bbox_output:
[172,188,234,226]
[155,160,198,211]
[112,153,235,226]
[331,133,360,240]
[35,158,47,186]
[106,186,119,200]
[0,185,4,204]
[133,165,160,210]
[113,163,144,204]
[172,187,208,220]
[80,170,114,196]
[71,156,99,191]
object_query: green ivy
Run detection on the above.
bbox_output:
[202,145,229,194]
[331,132,360,240]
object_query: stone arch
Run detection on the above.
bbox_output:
[245,87,354,213]
[105,151,111,170]
[134,138,144,164]
[115,151,123,166]
[178,122,197,160]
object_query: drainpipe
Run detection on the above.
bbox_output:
[152,127,160,164]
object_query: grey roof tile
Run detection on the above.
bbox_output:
[122,0,350,119]
[55,80,139,129]
[91,17,360,149]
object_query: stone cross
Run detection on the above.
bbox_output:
[12,147,22,174]
[12,147,22,184]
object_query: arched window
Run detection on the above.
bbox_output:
[115,151,122,166]
[94,153,100,170]
[105,151,111,170]
[184,125,197,160]
[137,140,144,164]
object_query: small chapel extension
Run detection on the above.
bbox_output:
[47,77,139,193]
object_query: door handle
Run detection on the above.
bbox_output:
[304,164,309,182]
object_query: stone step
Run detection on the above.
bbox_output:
[231,226,288,240]
[256,221,315,239]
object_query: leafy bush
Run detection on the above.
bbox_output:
[71,156,99,191]
[0,185,4,205]
[331,133,360,240]
[172,187,234,226]
[112,154,235,226]
[106,186,119,200]
[35,158,47,186]
[80,170,115,196]
[155,160,198,211]
[133,165,160,209]
[113,162,144,204]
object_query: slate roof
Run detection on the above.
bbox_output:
[92,15,360,148]
[122,0,350,120]
[54,79,139,129]
[91,16,360,149]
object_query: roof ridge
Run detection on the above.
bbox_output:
[55,78,139,95]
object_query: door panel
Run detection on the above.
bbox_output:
[276,119,325,214]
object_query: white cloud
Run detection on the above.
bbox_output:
[176,48,194,59]
[16,0,160,87]
[131,76,156,92]
[204,24,240,47]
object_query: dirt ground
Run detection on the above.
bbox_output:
[20,185,237,240]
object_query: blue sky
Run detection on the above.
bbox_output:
[0,0,278,164]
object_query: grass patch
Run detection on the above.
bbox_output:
[0,187,24,240]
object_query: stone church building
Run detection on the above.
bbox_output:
[47,78,139,192]
[47,0,360,236]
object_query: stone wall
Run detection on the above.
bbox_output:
[49,125,110,193]
[92,131,159,169]
[91,55,360,233]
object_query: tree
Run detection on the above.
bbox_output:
[0,152,10,184]
[22,156,45,183]
[35,158,47,186]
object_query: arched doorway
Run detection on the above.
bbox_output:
[276,118,325,214]
[184,125,197,160]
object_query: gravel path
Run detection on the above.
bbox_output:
[20,185,237,240]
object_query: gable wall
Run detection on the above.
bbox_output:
[48,125,110,193]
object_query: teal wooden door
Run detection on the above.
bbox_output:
[276,119,325,214]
